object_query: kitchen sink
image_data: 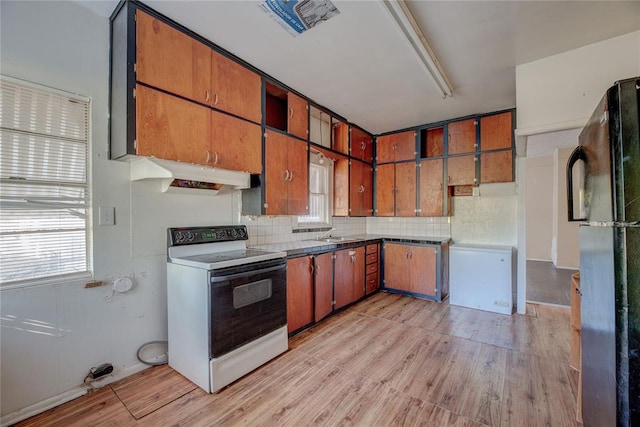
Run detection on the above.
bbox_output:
[315,237,360,243]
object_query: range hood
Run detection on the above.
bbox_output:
[130,157,251,195]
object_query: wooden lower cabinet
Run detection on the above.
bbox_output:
[365,243,379,294]
[314,252,334,322]
[286,256,314,334]
[334,246,365,310]
[383,242,443,300]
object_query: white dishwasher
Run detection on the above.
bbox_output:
[449,244,515,315]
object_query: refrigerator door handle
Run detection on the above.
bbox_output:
[567,145,587,221]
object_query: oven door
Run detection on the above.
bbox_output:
[208,258,287,358]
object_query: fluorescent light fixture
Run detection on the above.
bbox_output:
[381,0,453,98]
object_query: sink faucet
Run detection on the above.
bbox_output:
[316,227,335,239]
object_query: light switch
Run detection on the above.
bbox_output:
[99,206,115,226]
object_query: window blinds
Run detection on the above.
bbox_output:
[0,77,90,285]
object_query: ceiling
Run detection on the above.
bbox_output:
[79,0,640,135]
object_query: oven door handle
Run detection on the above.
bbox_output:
[209,264,285,283]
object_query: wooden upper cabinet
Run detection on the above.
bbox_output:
[211,50,261,123]
[332,121,349,155]
[447,118,476,155]
[349,160,373,216]
[333,154,349,216]
[211,111,262,174]
[447,155,476,186]
[480,112,512,151]
[136,85,211,165]
[395,162,417,217]
[264,130,308,215]
[420,127,444,158]
[288,92,308,139]
[375,163,395,216]
[481,150,513,183]
[377,130,416,163]
[136,10,211,104]
[351,127,373,163]
[419,159,445,217]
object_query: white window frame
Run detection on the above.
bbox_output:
[297,151,333,227]
[0,75,92,289]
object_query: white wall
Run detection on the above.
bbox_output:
[525,156,553,261]
[0,2,241,422]
[515,30,640,136]
[553,147,580,269]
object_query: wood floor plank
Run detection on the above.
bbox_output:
[17,293,579,427]
[14,387,136,427]
[110,364,196,419]
[533,303,570,322]
[501,350,579,427]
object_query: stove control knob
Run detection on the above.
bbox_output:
[174,231,184,243]
[185,231,195,242]
[231,228,238,238]
[238,228,246,238]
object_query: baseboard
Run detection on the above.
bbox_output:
[1,362,151,427]
[526,258,552,262]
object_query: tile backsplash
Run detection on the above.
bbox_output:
[241,215,449,246]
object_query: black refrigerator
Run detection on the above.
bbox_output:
[567,76,640,426]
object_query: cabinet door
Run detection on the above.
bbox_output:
[376,134,396,164]
[349,160,364,216]
[265,130,290,215]
[395,162,417,217]
[419,159,444,217]
[447,155,476,186]
[211,111,262,174]
[375,164,395,216]
[211,50,261,123]
[136,11,211,104]
[136,85,211,164]
[314,252,334,322]
[480,150,513,183]
[334,249,353,309]
[352,246,365,301]
[480,112,512,151]
[333,122,349,155]
[361,164,373,217]
[383,243,410,292]
[287,138,309,215]
[351,127,373,163]
[447,118,476,155]
[393,130,417,162]
[410,245,437,297]
[333,156,349,216]
[287,256,314,333]
[288,93,308,139]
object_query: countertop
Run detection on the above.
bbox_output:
[251,234,451,257]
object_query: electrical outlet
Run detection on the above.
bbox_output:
[98,206,115,226]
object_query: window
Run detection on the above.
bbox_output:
[0,76,90,286]
[298,151,333,225]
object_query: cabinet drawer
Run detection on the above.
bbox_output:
[366,263,377,275]
[366,253,377,265]
[366,244,378,254]
[366,272,378,294]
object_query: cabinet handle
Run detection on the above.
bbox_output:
[206,150,211,163]
[284,170,290,181]
[359,185,365,193]
[361,141,366,150]
[315,264,320,274]
[289,107,294,119]
[350,255,356,263]
[214,93,219,105]
[289,170,294,182]
[214,152,219,165]
[205,90,210,103]
[310,264,315,274]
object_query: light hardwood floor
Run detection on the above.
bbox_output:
[15,292,580,426]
